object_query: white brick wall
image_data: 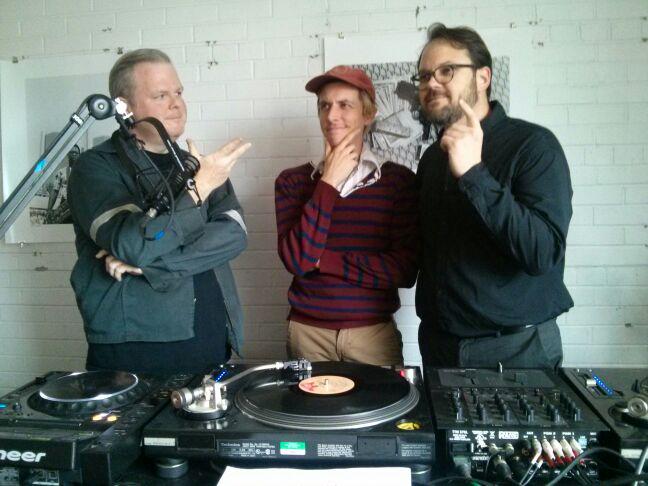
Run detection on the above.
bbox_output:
[0,0,646,393]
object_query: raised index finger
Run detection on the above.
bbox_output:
[459,99,480,128]
[325,140,332,158]
[228,141,252,161]
[338,127,362,148]
[217,138,246,155]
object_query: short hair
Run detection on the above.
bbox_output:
[418,23,493,97]
[109,48,171,99]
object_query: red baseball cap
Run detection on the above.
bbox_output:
[305,65,376,103]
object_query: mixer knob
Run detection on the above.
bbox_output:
[572,408,582,421]
[526,407,535,422]
[551,409,561,423]
[456,407,465,422]
[503,408,512,422]
[478,405,488,421]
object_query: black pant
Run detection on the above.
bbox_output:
[418,319,563,370]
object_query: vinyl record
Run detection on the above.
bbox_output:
[235,361,419,430]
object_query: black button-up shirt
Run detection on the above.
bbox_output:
[416,101,574,337]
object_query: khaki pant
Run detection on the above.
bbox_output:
[287,320,403,366]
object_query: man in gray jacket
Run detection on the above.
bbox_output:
[68,49,250,374]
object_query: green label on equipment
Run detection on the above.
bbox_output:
[280,442,306,456]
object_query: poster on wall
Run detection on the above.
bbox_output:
[323,29,533,172]
[0,53,117,243]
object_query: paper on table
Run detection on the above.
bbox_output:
[217,466,412,486]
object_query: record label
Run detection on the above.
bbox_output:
[298,375,355,395]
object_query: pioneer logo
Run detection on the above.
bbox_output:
[0,449,47,463]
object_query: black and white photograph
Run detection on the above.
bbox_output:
[1,56,114,243]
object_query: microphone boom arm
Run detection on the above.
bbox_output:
[0,94,129,240]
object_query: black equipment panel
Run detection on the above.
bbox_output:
[425,367,609,482]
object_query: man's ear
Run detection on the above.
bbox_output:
[476,66,491,95]
[116,97,130,110]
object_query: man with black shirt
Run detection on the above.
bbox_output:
[68,49,250,374]
[414,24,573,369]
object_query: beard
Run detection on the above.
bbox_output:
[423,78,478,127]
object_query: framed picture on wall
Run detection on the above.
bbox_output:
[323,28,534,172]
[0,53,117,243]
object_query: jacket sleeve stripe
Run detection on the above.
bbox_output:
[90,203,141,242]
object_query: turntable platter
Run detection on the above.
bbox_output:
[28,371,149,417]
[39,371,138,402]
[235,362,419,430]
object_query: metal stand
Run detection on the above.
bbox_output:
[0,94,119,239]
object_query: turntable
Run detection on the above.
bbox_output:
[0,370,192,485]
[562,368,648,459]
[143,361,435,483]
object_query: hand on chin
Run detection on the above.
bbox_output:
[326,130,348,148]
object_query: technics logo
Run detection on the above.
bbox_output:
[0,449,47,463]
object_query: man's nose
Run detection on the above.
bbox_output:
[169,93,182,108]
[326,105,340,121]
[425,74,443,90]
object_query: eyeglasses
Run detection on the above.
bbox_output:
[411,64,476,88]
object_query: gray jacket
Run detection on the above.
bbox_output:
[67,134,246,353]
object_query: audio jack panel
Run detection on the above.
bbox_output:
[424,367,609,483]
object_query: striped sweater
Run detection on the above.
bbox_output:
[275,162,419,329]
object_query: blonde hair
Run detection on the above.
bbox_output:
[360,90,377,118]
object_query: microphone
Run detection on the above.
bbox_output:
[145,152,200,219]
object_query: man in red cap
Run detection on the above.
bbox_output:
[274,65,419,366]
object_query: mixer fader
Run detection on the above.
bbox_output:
[425,367,609,482]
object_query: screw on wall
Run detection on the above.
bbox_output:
[206,40,219,68]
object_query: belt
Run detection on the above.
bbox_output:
[477,318,558,339]
[487,324,535,338]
